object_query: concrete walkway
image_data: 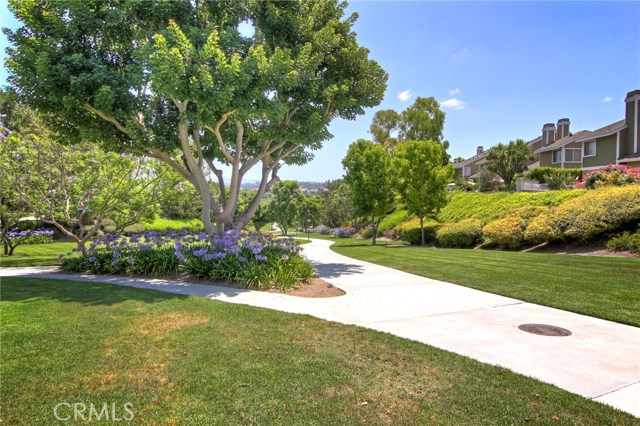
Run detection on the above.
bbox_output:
[2,238,639,417]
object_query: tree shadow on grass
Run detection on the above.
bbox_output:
[0,276,253,306]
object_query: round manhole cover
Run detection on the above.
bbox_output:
[518,323,572,337]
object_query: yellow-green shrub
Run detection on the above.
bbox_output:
[482,206,548,249]
[525,185,640,243]
[396,218,439,245]
[436,219,483,248]
[439,190,585,224]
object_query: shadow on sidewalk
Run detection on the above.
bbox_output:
[312,262,365,279]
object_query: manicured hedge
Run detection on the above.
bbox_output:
[524,185,640,243]
[396,218,439,245]
[143,218,204,233]
[482,206,548,249]
[436,219,483,248]
[438,190,586,224]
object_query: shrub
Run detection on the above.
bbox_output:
[482,206,548,249]
[143,218,204,233]
[526,167,582,184]
[607,231,640,254]
[382,229,398,240]
[123,224,146,235]
[578,165,640,189]
[332,227,355,238]
[378,209,413,235]
[436,219,483,248]
[396,218,439,245]
[439,190,586,224]
[60,231,313,291]
[525,185,640,243]
[310,225,331,235]
[2,228,54,249]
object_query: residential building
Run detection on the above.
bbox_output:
[453,146,486,180]
[534,90,640,170]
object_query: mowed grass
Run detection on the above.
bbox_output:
[2,278,637,425]
[0,242,77,267]
[322,236,640,327]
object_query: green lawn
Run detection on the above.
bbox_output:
[0,241,77,267]
[2,278,636,425]
[319,235,640,327]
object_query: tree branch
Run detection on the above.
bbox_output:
[84,103,130,135]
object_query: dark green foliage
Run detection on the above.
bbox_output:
[607,230,640,254]
[485,140,533,187]
[526,167,582,184]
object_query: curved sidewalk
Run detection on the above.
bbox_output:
[2,238,639,417]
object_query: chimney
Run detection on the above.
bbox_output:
[542,123,556,146]
[477,146,484,155]
[556,118,570,141]
[625,90,640,154]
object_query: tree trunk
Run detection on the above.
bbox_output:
[419,214,425,246]
[3,241,8,255]
[371,215,377,246]
[8,243,16,256]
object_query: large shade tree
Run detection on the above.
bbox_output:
[4,0,387,236]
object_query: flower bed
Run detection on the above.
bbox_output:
[60,230,314,290]
[578,164,640,189]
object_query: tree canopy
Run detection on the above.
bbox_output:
[368,97,450,163]
[485,139,533,187]
[5,0,387,235]
[342,139,395,245]
[394,141,453,245]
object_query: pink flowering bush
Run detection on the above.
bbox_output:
[577,165,640,189]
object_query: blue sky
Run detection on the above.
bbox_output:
[2,1,639,182]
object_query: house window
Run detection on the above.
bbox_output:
[462,166,470,177]
[552,150,562,164]
[564,148,581,163]
[584,141,596,157]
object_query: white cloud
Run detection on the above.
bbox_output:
[449,88,461,96]
[398,90,412,101]
[452,48,470,61]
[441,98,467,110]
[601,96,613,103]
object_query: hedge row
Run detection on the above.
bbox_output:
[397,185,640,248]
[438,190,586,224]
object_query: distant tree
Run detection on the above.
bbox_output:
[270,181,304,236]
[369,109,401,151]
[299,196,323,231]
[249,199,274,233]
[485,140,533,188]
[399,97,445,143]
[476,166,502,192]
[394,141,453,245]
[5,0,387,236]
[320,180,354,228]
[369,97,450,164]
[342,140,395,245]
